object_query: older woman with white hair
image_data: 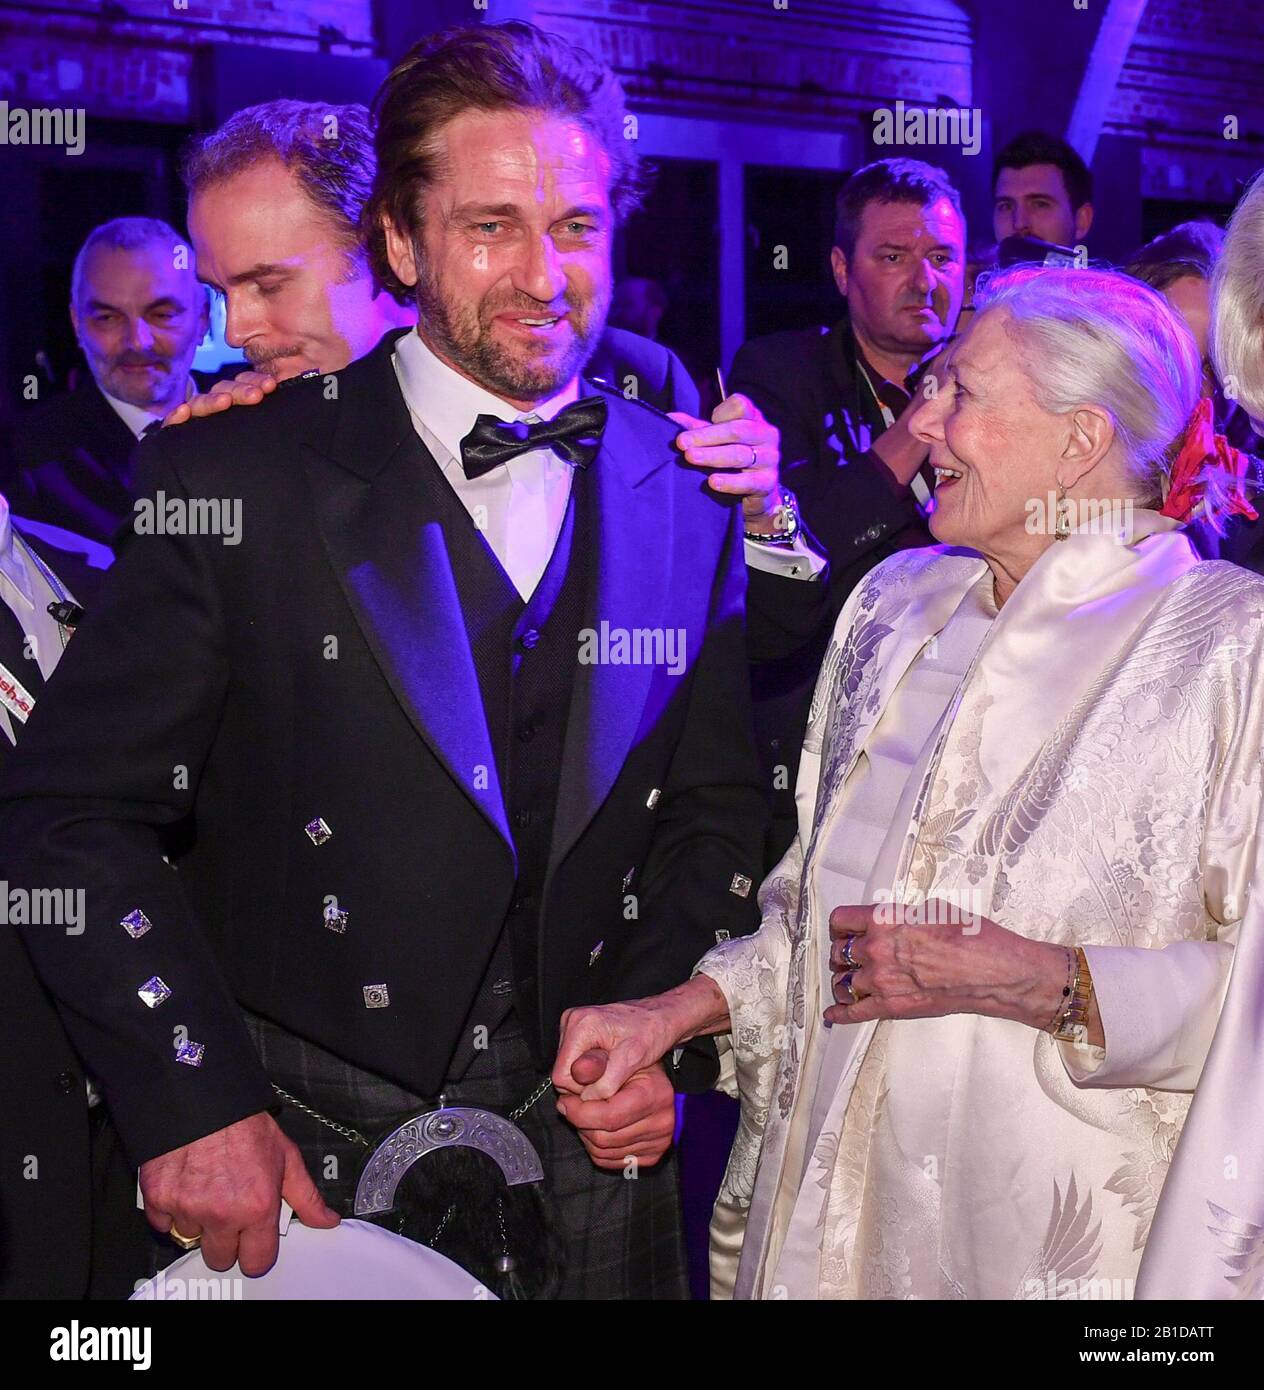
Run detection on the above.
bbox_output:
[554,265,1264,1300]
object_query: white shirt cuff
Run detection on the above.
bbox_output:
[743,532,825,581]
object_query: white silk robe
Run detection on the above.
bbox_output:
[699,512,1264,1299]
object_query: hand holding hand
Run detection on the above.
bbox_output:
[555,1055,677,1171]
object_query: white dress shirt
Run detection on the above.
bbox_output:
[100,387,167,440]
[392,331,580,601]
[0,494,71,749]
[392,328,823,593]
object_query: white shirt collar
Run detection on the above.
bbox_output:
[392,328,580,464]
[0,492,32,605]
[99,386,168,441]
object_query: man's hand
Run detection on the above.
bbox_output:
[163,370,277,427]
[555,1057,676,1172]
[872,349,953,485]
[670,392,782,529]
[139,1111,340,1276]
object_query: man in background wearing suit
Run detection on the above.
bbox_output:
[0,492,152,1298]
[9,218,210,546]
[731,158,965,863]
[1,21,770,1300]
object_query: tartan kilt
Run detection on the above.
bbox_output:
[241,1008,689,1300]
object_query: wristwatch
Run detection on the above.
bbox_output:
[744,487,801,548]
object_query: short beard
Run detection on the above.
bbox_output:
[412,255,606,402]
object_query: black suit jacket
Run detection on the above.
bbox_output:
[0,329,765,1168]
[730,315,934,864]
[0,525,110,1298]
[9,371,227,548]
[9,377,138,546]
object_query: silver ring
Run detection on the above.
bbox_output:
[841,934,860,969]
[745,443,758,468]
[839,971,858,1004]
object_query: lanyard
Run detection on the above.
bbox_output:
[857,361,933,513]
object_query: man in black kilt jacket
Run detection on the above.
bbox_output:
[0,22,772,1298]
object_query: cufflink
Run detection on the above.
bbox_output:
[120,909,153,939]
[305,817,332,846]
[646,788,661,810]
[729,873,753,898]
[363,983,390,1008]
[138,975,172,1008]
[589,941,604,967]
[175,1040,204,1067]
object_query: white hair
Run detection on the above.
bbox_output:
[1211,169,1264,432]
[973,265,1201,509]
[70,216,189,308]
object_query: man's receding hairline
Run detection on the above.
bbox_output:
[190,152,365,258]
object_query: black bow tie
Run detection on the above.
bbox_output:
[459,395,608,481]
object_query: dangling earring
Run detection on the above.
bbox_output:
[1053,482,1073,541]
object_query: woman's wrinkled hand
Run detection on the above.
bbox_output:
[823,899,1072,1033]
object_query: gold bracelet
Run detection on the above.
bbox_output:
[1051,946,1093,1042]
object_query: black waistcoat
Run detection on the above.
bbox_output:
[409,449,593,1082]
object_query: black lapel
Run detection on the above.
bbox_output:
[548,393,674,870]
[301,330,514,856]
[76,379,142,476]
[827,316,887,449]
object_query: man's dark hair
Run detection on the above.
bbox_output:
[832,158,962,262]
[992,130,1093,211]
[180,100,376,276]
[1124,220,1225,292]
[365,20,647,302]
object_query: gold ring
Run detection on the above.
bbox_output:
[168,1224,202,1251]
